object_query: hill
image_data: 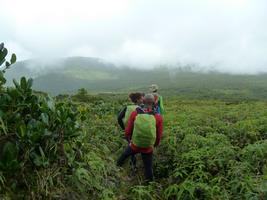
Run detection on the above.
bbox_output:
[4,57,267,100]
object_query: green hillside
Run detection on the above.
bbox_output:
[5,57,267,100]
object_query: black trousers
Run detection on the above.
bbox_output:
[117,145,153,182]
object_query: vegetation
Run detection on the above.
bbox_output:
[0,45,118,199]
[1,45,267,199]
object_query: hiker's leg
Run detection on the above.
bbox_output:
[130,154,137,166]
[130,154,137,175]
[117,145,134,166]
[141,152,154,182]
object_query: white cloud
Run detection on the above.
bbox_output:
[68,45,97,57]
[4,41,32,60]
[107,40,163,67]
[1,0,267,73]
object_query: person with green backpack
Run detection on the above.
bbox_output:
[117,94,163,182]
[117,92,144,171]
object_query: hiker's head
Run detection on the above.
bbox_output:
[140,93,145,104]
[144,93,155,107]
[141,92,145,98]
[129,92,143,104]
[149,84,158,93]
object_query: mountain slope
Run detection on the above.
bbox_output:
[4,57,267,100]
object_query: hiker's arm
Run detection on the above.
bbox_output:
[154,115,163,147]
[117,107,127,130]
[125,111,137,141]
[159,96,165,114]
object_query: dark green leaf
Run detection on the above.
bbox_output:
[5,61,10,67]
[27,78,33,88]
[0,48,8,62]
[18,124,27,138]
[0,43,4,51]
[13,79,20,89]
[0,58,5,67]
[20,77,27,90]
[0,72,6,84]
[10,54,17,64]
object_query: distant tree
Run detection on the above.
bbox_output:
[56,94,71,101]
[72,88,90,102]
[78,88,88,96]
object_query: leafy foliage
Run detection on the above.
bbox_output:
[63,94,267,199]
[0,45,118,199]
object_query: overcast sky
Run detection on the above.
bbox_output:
[1,0,267,73]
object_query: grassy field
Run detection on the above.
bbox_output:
[2,69,267,199]
[58,95,267,199]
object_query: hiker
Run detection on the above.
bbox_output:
[117,92,144,132]
[117,94,163,182]
[117,92,144,170]
[149,84,165,115]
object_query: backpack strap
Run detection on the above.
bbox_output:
[136,107,156,115]
[136,107,145,114]
[153,93,159,103]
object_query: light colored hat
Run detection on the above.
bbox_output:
[149,84,159,92]
[144,93,155,104]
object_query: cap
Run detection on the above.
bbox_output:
[149,84,159,92]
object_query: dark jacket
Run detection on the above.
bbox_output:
[117,106,127,130]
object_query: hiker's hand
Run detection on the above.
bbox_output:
[125,136,131,143]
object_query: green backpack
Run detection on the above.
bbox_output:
[132,109,157,148]
[123,105,138,127]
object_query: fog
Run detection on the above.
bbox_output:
[1,0,267,74]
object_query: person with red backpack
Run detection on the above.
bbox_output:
[149,84,165,115]
[117,94,163,182]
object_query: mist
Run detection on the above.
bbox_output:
[1,0,267,74]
